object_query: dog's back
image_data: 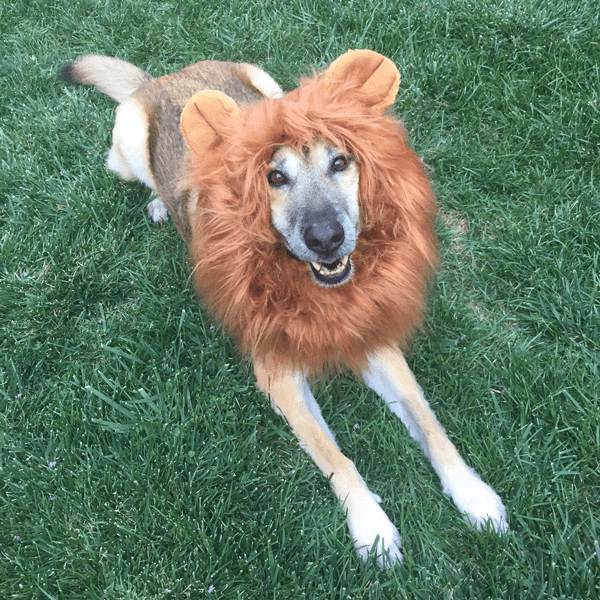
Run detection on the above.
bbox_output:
[60,55,283,240]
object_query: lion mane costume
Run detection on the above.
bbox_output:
[181,50,438,375]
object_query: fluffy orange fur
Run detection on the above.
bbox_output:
[188,73,438,376]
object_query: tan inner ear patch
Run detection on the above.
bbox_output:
[324,49,400,114]
[180,91,242,156]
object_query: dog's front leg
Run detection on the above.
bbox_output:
[254,359,403,568]
[361,346,508,534]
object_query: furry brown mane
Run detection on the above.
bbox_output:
[188,73,438,376]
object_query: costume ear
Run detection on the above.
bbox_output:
[324,49,400,114]
[180,91,242,155]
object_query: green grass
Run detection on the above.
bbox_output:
[1,0,599,598]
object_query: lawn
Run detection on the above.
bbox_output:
[1,0,598,598]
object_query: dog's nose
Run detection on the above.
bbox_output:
[304,218,345,256]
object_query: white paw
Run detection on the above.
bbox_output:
[444,466,509,534]
[346,497,403,568]
[147,197,169,224]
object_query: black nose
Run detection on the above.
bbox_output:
[303,218,345,256]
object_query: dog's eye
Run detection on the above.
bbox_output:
[267,170,288,186]
[331,155,349,172]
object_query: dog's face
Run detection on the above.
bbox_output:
[267,140,360,287]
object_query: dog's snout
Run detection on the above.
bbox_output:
[303,218,345,256]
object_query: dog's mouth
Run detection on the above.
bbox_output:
[309,255,353,286]
[283,246,354,287]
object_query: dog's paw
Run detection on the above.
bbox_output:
[346,498,403,568]
[444,467,509,534]
[147,198,169,224]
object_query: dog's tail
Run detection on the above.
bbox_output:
[59,55,152,103]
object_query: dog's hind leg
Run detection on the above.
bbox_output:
[107,99,155,187]
[254,360,403,568]
[361,346,508,534]
[107,98,169,224]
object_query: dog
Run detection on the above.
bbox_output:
[60,50,508,567]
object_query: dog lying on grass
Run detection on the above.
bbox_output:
[60,49,508,567]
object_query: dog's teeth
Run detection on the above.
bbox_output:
[310,256,350,278]
[310,254,350,277]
